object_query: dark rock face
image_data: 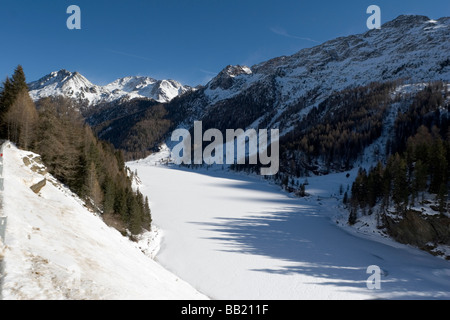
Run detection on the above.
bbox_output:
[208,65,252,90]
[385,210,450,249]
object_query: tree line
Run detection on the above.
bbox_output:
[279,81,398,178]
[0,65,151,236]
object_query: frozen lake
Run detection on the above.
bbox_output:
[128,161,450,300]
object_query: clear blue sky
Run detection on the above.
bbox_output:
[0,0,449,86]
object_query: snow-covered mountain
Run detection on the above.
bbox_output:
[28,70,192,106]
[173,15,450,130]
[104,76,191,103]
[82,15,450,162]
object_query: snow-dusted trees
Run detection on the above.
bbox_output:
[280,81,396,176]
[349,126,449,221]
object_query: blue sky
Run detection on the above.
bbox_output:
[0,0,449,86]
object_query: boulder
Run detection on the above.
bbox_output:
[30,179,46,194]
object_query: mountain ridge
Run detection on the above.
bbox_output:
[28,69,193,106]
[27,15,450,162]
[157,15,445,135]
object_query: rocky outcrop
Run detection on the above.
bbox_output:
[30,179,46,194]
[385,210,450,252]
[208,65,252,90]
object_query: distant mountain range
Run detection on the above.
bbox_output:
[28,15,450,161]
[29,15,449,116]
[28,69,194,106]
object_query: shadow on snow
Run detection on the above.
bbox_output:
[186,178,450,300]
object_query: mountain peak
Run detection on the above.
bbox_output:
[223,65,252,77]
[189,14,450,133]
[382,14,431,28]
[208,65,252,90]
[53,69,72,76]
[29,70,192,106]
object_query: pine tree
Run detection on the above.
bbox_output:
[103,177,116,215]
[429,138,447,194]
[0,77,15,137]
[391,154,408,214]
[413,160,428,203]
[144,196,152,229]
[348,207,357,225]
[114,186,128,220]
[11,65,28,94]
[127,191,142,235]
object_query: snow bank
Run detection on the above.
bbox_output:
[0,143,207,300]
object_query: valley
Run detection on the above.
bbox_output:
[128,157,450,299]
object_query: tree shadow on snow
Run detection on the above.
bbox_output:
[160,165,450,299]
[189,200,450,300]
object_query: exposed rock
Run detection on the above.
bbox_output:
[208,65,252,90]
[30,179,46,194]
[22,157,31,166]
[385,210,450,249]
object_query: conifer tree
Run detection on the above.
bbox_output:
[391,154,408,214]
[413,160,428,203]
[0,77,15,137]
[103,177,116,215]
[144,196,152,229]
[429,138,447,194]
[11,65,28,94]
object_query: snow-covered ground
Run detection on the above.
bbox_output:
[128,156,450,300]
[0,143,207,300]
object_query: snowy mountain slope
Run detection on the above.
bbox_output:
[28,70,192,106]
[104,76,191,104]
[357,82,434,167]
[0,143,207,300]
[128,154,450,300]
[170,15,450,130]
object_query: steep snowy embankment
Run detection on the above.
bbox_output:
[0,143,207,300]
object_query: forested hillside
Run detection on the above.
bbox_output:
[85,98,172,160]
[347,83,449,254]
[0,65,151,236]
[279,81,398,176]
